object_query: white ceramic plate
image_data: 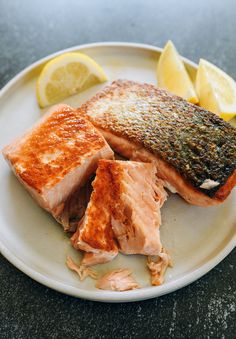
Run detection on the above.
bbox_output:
[0,42,235,302]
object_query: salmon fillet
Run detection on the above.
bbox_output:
[71,159,167,265]
[2,104,114,230]
[71,159,119,265]
[79,80,236,206]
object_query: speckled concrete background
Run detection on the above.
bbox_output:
[0,0,235,338]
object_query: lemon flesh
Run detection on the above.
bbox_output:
[157,41,198,104]
[37,52,107,108]
[196,59,236,121]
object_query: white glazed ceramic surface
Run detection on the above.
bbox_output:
[0,43,235,302]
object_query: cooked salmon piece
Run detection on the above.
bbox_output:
[147,248,172,286]
[79,80,236,206]
[71,159,167,263]
[80,251,116,266]
[71,160,119,264]
[96,269,140,291]
[66,251,116,281]
[107,160,167,255]
[2,104,114,230]
[66,255,98,281]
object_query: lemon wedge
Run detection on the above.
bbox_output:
[36,52,107,108]
[157,41,198,104]
[196,59,236,121]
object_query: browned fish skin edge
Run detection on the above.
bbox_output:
[79,79,236,198]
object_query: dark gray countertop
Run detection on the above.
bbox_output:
[0,0,235,338]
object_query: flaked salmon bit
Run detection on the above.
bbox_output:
[79,79,236,206]
[71,159,167,262]
[2,104,114,230]
[147,248,172,286]
[66,256,98,281]
[81,252,116,267]
[96,269,140,291]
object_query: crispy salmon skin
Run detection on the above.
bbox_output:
[79,79,236,205]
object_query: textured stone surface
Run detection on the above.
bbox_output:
[0,0,235,338]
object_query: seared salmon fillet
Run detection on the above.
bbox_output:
[71,159,119,265]
[79,80,236,206]
[2,104,114,229]
[71,159,167,264]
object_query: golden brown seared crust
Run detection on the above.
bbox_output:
[3,105,106,193]
[102,161,125,222]
[106,161,138,236]
[78,79,236,199]
[89,160,142,238]
[79,160,119,252]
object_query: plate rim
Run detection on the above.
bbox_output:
[0,41,198,99]
[0,41,235,302]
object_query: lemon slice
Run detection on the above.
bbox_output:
[36,52,107,108]
[196,59,236,121]
[157,41,198,104]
